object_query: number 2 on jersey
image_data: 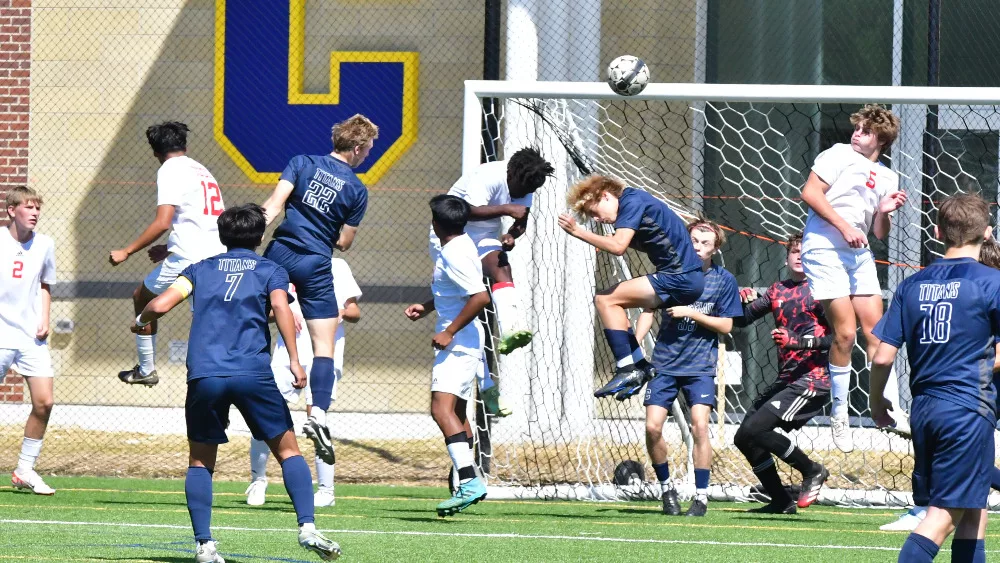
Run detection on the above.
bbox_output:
[202,181,223,216]
[12,260,23,279]
[224,272,243,301]
[919,302,952,344]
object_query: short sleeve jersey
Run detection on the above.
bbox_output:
[615,188,702,274]
[156,156,227,261]
[0,229,56,347]
[273,257,363,366]
[802,143,899,253]
[447,160,532,242]
[179,248,291,380]
[272,154,368,257]
[653,264,742,377]
[432,234,486,356]
[874,257,1000,424]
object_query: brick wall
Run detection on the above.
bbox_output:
[0,0,30,223]
[0,372,23,402]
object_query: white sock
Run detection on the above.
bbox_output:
[659,480,674,494]
[696,489,708,502]
[136,334,156,376]
[445,441,475,482]
[249,439,270,481]
[490,283,519,335]
[615,357,635,369]
[316,457,334,490]
[17,437,42,474]
[300,522,316,533]
[829,363,851,418]
[310,408,326,426]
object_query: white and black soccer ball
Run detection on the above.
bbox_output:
[606,55,650,96]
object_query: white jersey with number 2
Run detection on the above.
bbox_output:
[0,228,56,348]
[156,155,227,261]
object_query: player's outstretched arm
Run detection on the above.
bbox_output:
[869,341,900,427]
[469,203,528,222]
[873,191,907,240]
[109,204,174,265]
[270,287,307,388]
[335,225,358,251]
[36,282,51,341]
[772,329,833,350]
[341,297,361,323]
[404,299,435,321]
[261,180,294,226]
[432,290,490,350]
[733,287,770,328]
[666,306,733,335]
[131,282,188,332]
[558,213,635,256]
[800,172,866,248]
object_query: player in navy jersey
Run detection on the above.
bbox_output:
[870,194,1000,562]
[559,175,705,398]
[633,218,741,517]
[260,114,378,466]
[132,204,340,562]
[733,233,832,514]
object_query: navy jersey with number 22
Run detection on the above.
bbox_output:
[179,248,291,381]
[874,257,1000,424]
[272,154,368,257]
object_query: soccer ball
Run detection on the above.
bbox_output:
[606,55,649,96]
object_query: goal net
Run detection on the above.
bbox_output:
[462,81,1000,506]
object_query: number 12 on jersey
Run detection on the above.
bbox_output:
[202,181,223,216]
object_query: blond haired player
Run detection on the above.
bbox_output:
[2,187,58,495]
[799,104,908,452]
[110,122,226,387]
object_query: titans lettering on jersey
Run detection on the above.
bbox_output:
[614,188,702,275]
[180,248,291,381]
[874,257,1000,423]
[272,154,368,257]
[652,264,742,377]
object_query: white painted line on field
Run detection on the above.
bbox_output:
[0,518,935,552]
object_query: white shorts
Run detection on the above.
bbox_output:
[0,340,54,379]
[430,349,484,401]
[272,361,343,406]
[143,253,194,295]
[801,246,881,301]
[429,228,502,263]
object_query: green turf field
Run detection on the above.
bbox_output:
[0,476,992,562]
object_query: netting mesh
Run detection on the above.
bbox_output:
[470,91,1000,504]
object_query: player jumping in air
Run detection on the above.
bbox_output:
[799,104,908,452]
[132,204,340,562]
[559,175,704,399]
[246,257,362,509]
[261,114,377,466]
[870,194,999,562]
[634,218,741,517]
[110,122,226,387]
[733,232,831,513]
[406,195,491,517]
[2,187,58,496]
[432,148,554,416]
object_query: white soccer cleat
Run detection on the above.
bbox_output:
[879,507,926,531]
[195,540,226,563]
[883,410,912,439]
[298,525,341,561]
[11,469,55,495]
[245,478,267,506]
[315,487,336,507]
[830,413,854,453]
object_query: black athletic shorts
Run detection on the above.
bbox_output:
[747,378,830,432]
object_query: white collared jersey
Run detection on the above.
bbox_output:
[802,143,899,253]
[447,160,533,243]
[0,228,56,347]
[156,155,227,261]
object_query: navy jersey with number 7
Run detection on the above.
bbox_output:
[177,248,291,381]
[873,257,1000,424]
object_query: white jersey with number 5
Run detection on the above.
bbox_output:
[157,155,227,261]
[802,143,899,253]
[0,229,56,348]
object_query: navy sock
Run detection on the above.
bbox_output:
[898,533,939,563]
[603,329,633,364]
[951,538,985,563]
[695,468,710,491]
[280,455,315,525]
[309,357,335,411]
[652,462,670,482]
[991,466,1000,492]
[185,466,213,543]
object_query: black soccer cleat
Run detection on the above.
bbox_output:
[303,418,336,465]
[118,365,159,387]
[797,464,829,508]
[595,365,647,398]
[685,499,708,517]
[748,499,797,514]
[661,489,681,516]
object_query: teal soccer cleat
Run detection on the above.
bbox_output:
[436,477,487,517]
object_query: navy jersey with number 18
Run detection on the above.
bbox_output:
[874,257,1000,424]
[178,248,291,381]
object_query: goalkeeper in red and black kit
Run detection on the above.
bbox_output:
[733,233,832,514]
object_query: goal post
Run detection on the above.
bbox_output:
[463,79,1000,506]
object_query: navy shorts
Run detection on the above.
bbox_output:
[911,395,994,509]
[186,374,294,444]
[647,269,704,309]
[264,239,338,320]
[643,372,716,409]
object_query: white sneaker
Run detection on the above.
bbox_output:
[11,469,55,495]
[298,525,341,560]
[831,413,854,453]
[245,478,267,506]
[195,540,225,563]
[879,507,926,531]
[315,487,336,507]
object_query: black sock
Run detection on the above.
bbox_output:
[752,458,791,503]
